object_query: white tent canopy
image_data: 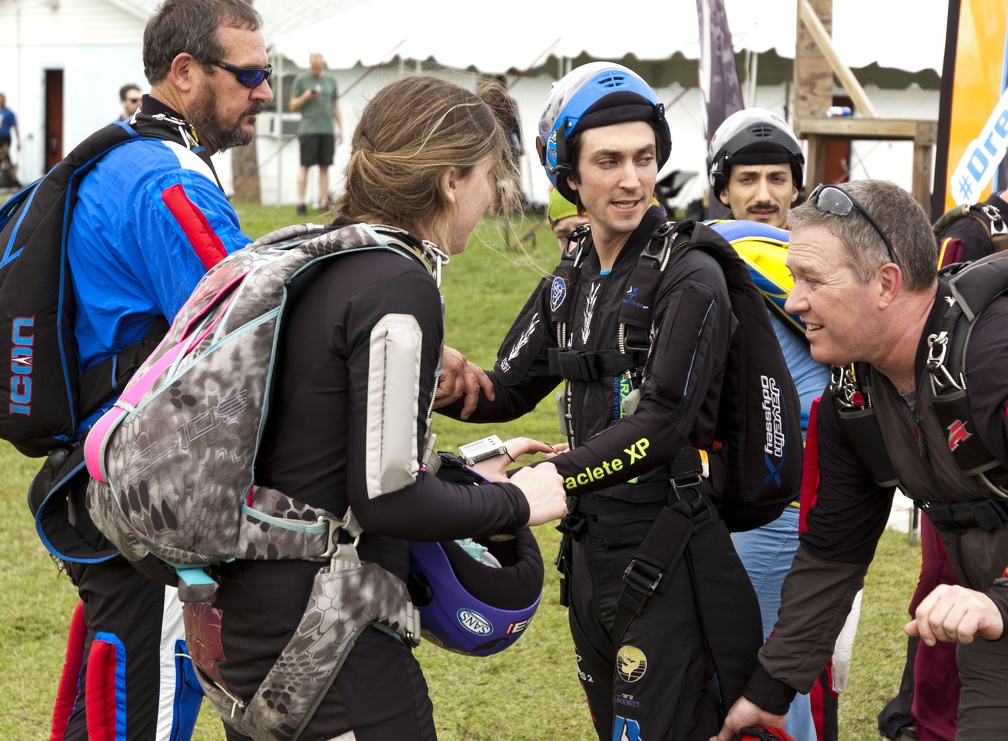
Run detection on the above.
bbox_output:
[254,0,948,208]
[269,0,947,77]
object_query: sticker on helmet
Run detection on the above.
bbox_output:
[505,617,532,635]
[457,608,493,635]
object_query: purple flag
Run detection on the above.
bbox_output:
[697,0,744,218]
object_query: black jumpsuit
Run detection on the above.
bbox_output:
[210,237,533,741]
[445,206,759,740]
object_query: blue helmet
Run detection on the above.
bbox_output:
[536,62,671,203]
[407,527,543,657]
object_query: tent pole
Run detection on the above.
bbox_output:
[276,50,284,206]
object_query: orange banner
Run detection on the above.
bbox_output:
[939,0,1008,213]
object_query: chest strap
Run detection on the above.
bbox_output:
[547,347,646,381]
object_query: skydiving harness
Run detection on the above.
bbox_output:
[551,222,710,621]
[550,222,783,701]
[551,217,801,550]
[831,251,1008,533]
[933,197,1008,268]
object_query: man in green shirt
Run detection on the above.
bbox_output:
[290,52,343,215]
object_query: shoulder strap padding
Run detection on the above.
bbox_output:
[0,123,152,456]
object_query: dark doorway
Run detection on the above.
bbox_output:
[45,69,64,174]
[823,95,854,184]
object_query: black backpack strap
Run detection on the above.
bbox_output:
[618,220,692,353]
[548,221,692,382]
[77,316,170,421]
[27,443,120,564]
[547,348,642,381]
[919,497,1008,533]
[610,447,703,648]
[928,255,1008,481]
[830,362,900,488]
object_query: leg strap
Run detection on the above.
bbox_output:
[610,501,693,650]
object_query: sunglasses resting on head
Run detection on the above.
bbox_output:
[809,183,901,269]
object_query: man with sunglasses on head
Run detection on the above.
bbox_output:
[44,1,272,739]
[714,180,1008,741]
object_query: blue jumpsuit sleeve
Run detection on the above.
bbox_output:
[71,150,250,368]
[132,167,249,320]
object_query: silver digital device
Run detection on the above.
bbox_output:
[458,435,508,466]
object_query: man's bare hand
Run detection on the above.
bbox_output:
[469,437,555,482]
[905,584,1004,645]
[542,442,569,459]
[711,697,786,741]
[434,346,494,419]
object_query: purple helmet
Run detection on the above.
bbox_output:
[407,527,543,657]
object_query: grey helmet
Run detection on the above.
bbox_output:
[707,108,804,198]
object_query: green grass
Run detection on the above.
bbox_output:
[0,206,923,739]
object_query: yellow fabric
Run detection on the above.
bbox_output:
[705,219,802,334]
[547,188,578,225]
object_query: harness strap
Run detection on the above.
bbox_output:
[920,497,1008,532]
[547,347,646,381]
[78,317,170,422]
[831,363,899,487]
[619,221,690,353]
[576,490,671,515]
[554,513,583,608]
[609,447,707,649]
[610,500,693,650]
[236,486,360,563]
[190,559,421,738]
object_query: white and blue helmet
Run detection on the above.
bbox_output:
[536,62,671,202]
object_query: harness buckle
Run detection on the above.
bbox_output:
[623,558,662,594]
[671,473,704,495]
[404,601,422,647]
[981,204,1008,236]
[829,364,861,409]
[926,331,962,392]
[319,515,361,569]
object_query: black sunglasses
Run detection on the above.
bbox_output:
[213,60,273,89]
[809,184,901,269]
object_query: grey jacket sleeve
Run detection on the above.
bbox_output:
[746,548,868,711]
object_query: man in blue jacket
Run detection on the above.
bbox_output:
[50,1,273,738]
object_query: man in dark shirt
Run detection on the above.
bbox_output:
[715,180,1008,741]
[441,62,770,741]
